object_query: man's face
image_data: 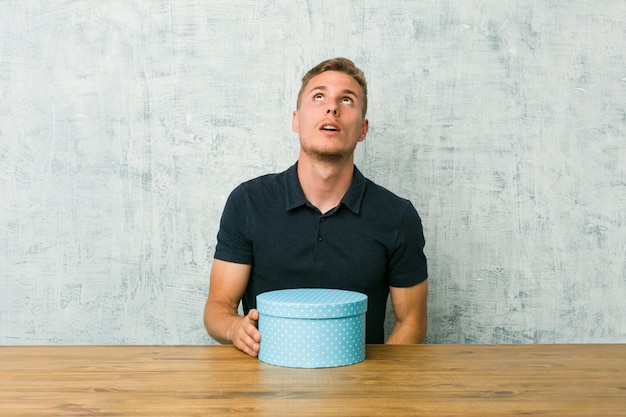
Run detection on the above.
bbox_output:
[292,71,368,163]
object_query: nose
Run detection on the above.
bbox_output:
[326,107,338,115]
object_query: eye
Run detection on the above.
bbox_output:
[314,93,324,101]
[341,97,353,104]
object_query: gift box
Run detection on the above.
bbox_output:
[257,288,368,368]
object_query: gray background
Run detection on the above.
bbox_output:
[1,0,625,345]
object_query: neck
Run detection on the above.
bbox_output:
[297,153,355,214]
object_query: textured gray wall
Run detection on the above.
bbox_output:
[1,1,625,345]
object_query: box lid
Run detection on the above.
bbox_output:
[257,288,367,319]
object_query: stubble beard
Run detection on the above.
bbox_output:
[301,138,357,165]
[304,147,351,164]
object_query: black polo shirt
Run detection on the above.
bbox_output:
[214,162,427,343]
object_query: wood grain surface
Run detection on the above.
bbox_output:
[1,344,625,416]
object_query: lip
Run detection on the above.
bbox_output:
[318,121,342,133]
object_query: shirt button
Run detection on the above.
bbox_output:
[318,237,323,242]
[320,218,325,222]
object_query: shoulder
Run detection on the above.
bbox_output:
[230,166,291,199]
[363,177,414,210]
[223,165,297,217]
[236,172,282,192]
[359,175,423,229]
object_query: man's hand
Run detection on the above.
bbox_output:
[204,260,260,355]
[229,309,261,357]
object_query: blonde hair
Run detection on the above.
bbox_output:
[296,57,368,117]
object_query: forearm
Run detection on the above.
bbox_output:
[386,319,427,344]
[203,298,240,344]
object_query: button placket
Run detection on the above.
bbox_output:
[317,217,325,242]
[313,212,333,261]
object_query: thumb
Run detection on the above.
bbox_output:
[248,308,259,321]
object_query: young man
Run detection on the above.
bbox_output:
[204,57,428,357]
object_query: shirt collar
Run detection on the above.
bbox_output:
[284,162,366,215]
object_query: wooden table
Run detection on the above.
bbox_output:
[1,344,625,416]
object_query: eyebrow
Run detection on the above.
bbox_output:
[308,85,359,99]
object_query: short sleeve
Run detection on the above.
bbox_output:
[214,185,254,265]
[387,201,428,287]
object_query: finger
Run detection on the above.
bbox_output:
[245,310,261,342]
[232,318,261,357]
[248,308,259,321]
[236,332,260,357]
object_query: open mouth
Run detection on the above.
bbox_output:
[320,124,340,132]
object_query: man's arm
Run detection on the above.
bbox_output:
[386,279,428,344]
[203,259,261,357]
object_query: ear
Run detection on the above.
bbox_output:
[292,110,299,133]
[358,119,369,142]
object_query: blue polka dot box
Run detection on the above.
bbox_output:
[257,288,368,368]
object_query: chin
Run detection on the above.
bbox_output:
[305,149,352,164]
